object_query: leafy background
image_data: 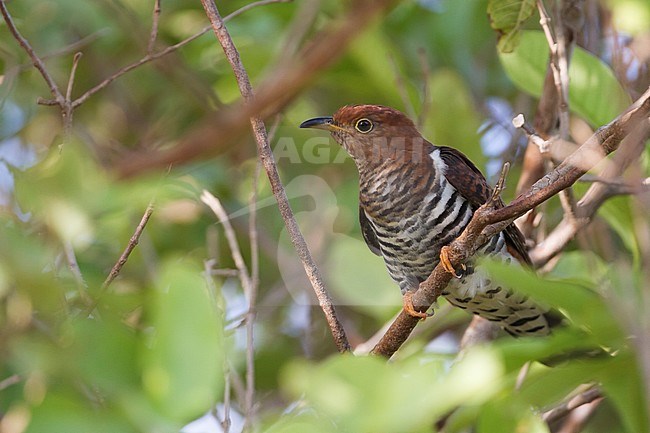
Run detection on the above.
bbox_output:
[1,0,649,432]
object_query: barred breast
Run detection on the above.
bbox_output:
[359,150,551,336]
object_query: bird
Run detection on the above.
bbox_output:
[300,104,554,337]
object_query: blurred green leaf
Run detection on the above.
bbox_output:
[600,351,649,433]
[348,25,405,107]
[598,195,640,263]
[478,399,549,433]
[326,236,399,318]
[482,259,624,346]
[262,412,338,433]
[499,30,631,126]
[547,250,609,283]
[71,317,139,394]
[141,259,223,422]
[282,349,505,432]
[606,0,650,34]
[26,393,134,433]
[424,69,486,170]
[487,0,536,52]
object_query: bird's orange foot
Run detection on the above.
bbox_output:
[440,245,466,279]
[402,291,431,320]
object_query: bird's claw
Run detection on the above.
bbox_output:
[402,291,432,320]
[440,245,466,279]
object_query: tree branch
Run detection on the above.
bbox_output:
[530,118,650,266]
[542,386,603,424]
[371,86,650,358]
[116,0,399,178]
[0,0,64,105]
[147,0,162,55]
[69,0,291,109]
[200,191,256,425]
[101,202,155,292]
[198,0,354,353]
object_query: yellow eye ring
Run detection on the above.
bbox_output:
[354,118,373,133]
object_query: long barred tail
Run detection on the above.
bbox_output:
[444,284,554,337]
[442,251,557,337]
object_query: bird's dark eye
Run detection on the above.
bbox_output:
[354,118,373,133]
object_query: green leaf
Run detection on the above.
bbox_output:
[478,400,549,433]
[488,0,536,52]
[26,392,134,433]
[71,317,139,394]
[600,351,649,433]
[482,260,623,346]
[326,236,399,318]
[424,69,486,171]
[598,195,640,263]
[141,259,223,422]
[282,349,505,432]
[499,30,630,126]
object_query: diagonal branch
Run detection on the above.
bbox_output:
[0,0,64,105]
[371,86,650,357]
[198,0,354,353]
[530,119,650,266]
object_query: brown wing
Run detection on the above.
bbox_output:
[359,206,381,256]
[437,146,531,265]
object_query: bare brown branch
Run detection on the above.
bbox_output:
[543,386,603,424]
[199,0,355,353]
[200,191,257,425]
[33,0,292,109]
[147,0,162,55]
[102,202,155,292]
[0,1,64,105]
[530,119,650,266]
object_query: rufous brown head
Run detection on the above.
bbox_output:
[300,105,431,165]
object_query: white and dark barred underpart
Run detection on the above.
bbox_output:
[358,149,551,337]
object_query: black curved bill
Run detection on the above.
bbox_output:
[299,116,334,130]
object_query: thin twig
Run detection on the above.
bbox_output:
[537,0,572,140]
[530,118,650,266]
[201,192,253,296]
[242,118,282,431]
[38,0,292,108]
[102,202,155,291]
[0,374,22,391]
[0,1,64,104]
[542,386,602,424]
[200,190,256,425]
[199,0,352,353]
[554,398,602,433]
[212,365,232,433]
[245,160,260,432]
[147,0,162,55]
[63,241,89,300]
[537,0,578,224]
[61,52,83,136]
[65,53,83,102]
